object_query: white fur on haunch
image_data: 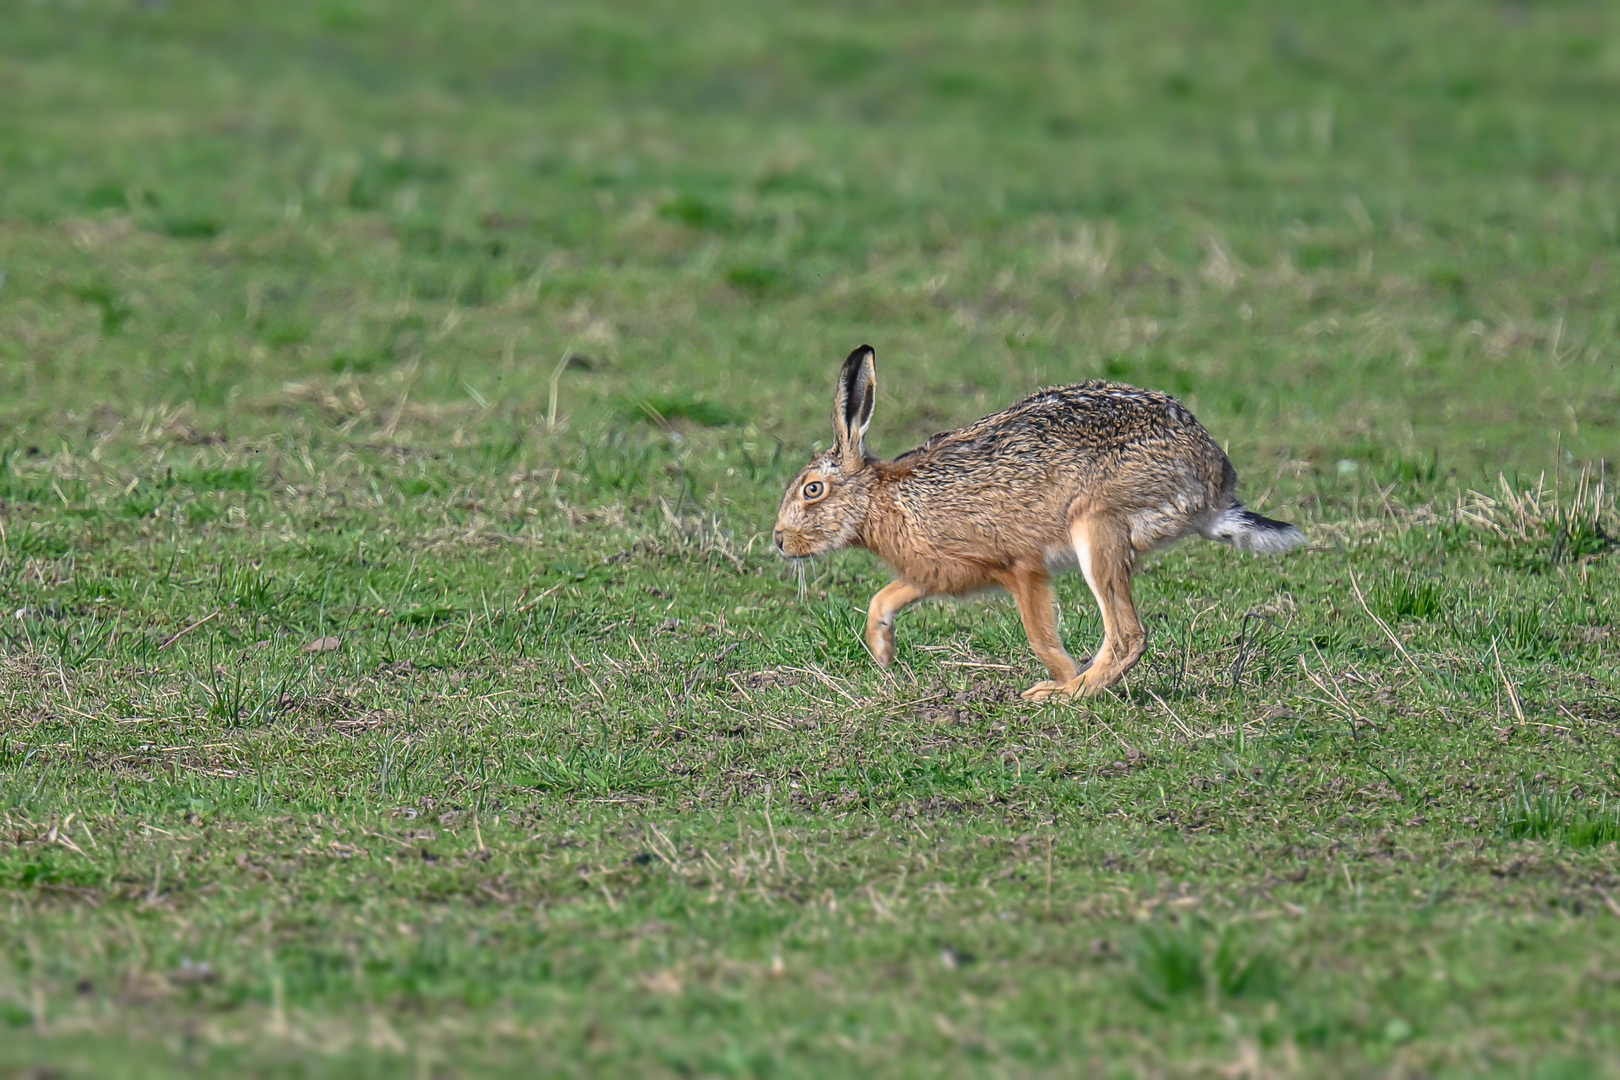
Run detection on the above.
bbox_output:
[1200,505,1307,555]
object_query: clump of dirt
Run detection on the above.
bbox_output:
[910,680,1023,724]
[738,667,813,691]
[913,702,963,725]
[951,682,1022,706]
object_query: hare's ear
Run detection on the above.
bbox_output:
[833,344,877,470]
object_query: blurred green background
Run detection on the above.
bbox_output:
[3,0,1616,482]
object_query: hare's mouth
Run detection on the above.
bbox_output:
[773,529,814,559]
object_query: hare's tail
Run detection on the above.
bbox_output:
[1200,504,1306,555]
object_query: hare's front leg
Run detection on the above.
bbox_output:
[865,579,924,667]
[1002,566,1084,700]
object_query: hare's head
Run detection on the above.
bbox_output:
[774,345,878,558]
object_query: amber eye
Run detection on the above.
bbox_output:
[801,480,827,502]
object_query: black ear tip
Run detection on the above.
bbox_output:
[844,344,875,365]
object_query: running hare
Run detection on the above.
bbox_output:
[773,345,1305,699]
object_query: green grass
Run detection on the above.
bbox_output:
[1,0,1620,1075]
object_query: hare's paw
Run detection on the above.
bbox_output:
[1060,668,1120,698]
[865,628,896,667]
[1020,680,1063,701]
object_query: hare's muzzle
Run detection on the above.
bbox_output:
[772,528,786,554]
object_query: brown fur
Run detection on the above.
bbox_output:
[774,345,1304,699]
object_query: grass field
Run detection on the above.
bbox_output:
[2,0,1619,1075]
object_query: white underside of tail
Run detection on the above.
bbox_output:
[1201,506,1307,555]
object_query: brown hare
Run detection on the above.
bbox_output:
[773,345,1305,699]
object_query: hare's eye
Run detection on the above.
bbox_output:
[802,480,826,501]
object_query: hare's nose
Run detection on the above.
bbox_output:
[773,528,785,552]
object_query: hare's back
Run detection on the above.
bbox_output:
[900,380,1232,518]
[933,382,1219,459]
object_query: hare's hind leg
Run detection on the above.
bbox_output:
[1001,565,1085,701]
[865,579,924,667]
[1064,514,1146,697]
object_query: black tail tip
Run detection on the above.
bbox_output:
[1239,509,1297,533]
